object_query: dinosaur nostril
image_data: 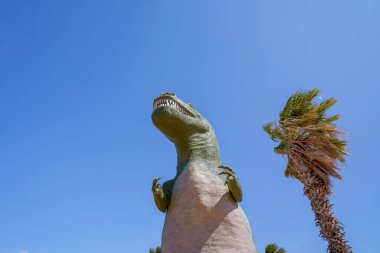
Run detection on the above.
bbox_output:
[161,92,175,96]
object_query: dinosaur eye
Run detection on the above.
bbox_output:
[189,103,196,109]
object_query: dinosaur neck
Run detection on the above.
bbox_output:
[175,128,221,176]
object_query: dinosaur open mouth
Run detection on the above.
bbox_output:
[153,97,191,116]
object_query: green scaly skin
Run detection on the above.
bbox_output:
[151,92,243,212]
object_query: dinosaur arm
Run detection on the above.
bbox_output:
[153,187,169,212]
[227,175,243,202]
[219,165,243,202]
[152,178,175,212]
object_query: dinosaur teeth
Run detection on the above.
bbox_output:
[153,97,191,116]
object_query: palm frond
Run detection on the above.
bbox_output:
[265,243,286,253]
[148,246,161,253]
[263,88,348,192]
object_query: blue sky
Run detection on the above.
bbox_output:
[1,0,379,252]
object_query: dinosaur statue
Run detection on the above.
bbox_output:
[151,92,258,253]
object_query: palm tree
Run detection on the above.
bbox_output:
[149,246,161,253]
[263,88,352,253]
[265,243,286,253]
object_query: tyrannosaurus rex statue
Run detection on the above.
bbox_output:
[151,92,258,253]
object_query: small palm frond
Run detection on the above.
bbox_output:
[148,246,161,253]
[265,243,286,253]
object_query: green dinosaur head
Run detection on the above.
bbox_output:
[151,92,210,144]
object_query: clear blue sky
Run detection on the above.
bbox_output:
[1,1,379,252]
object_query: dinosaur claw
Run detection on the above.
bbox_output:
[218,165,233,172]
[152,177,162,192]
[153,177,161,185]
[220,171,234,177]
[218,165,236,186]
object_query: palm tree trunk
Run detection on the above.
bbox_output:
[300,169,352,253]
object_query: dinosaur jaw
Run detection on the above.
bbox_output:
[153,96,194,117]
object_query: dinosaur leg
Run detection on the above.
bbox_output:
[219,165,243,202]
